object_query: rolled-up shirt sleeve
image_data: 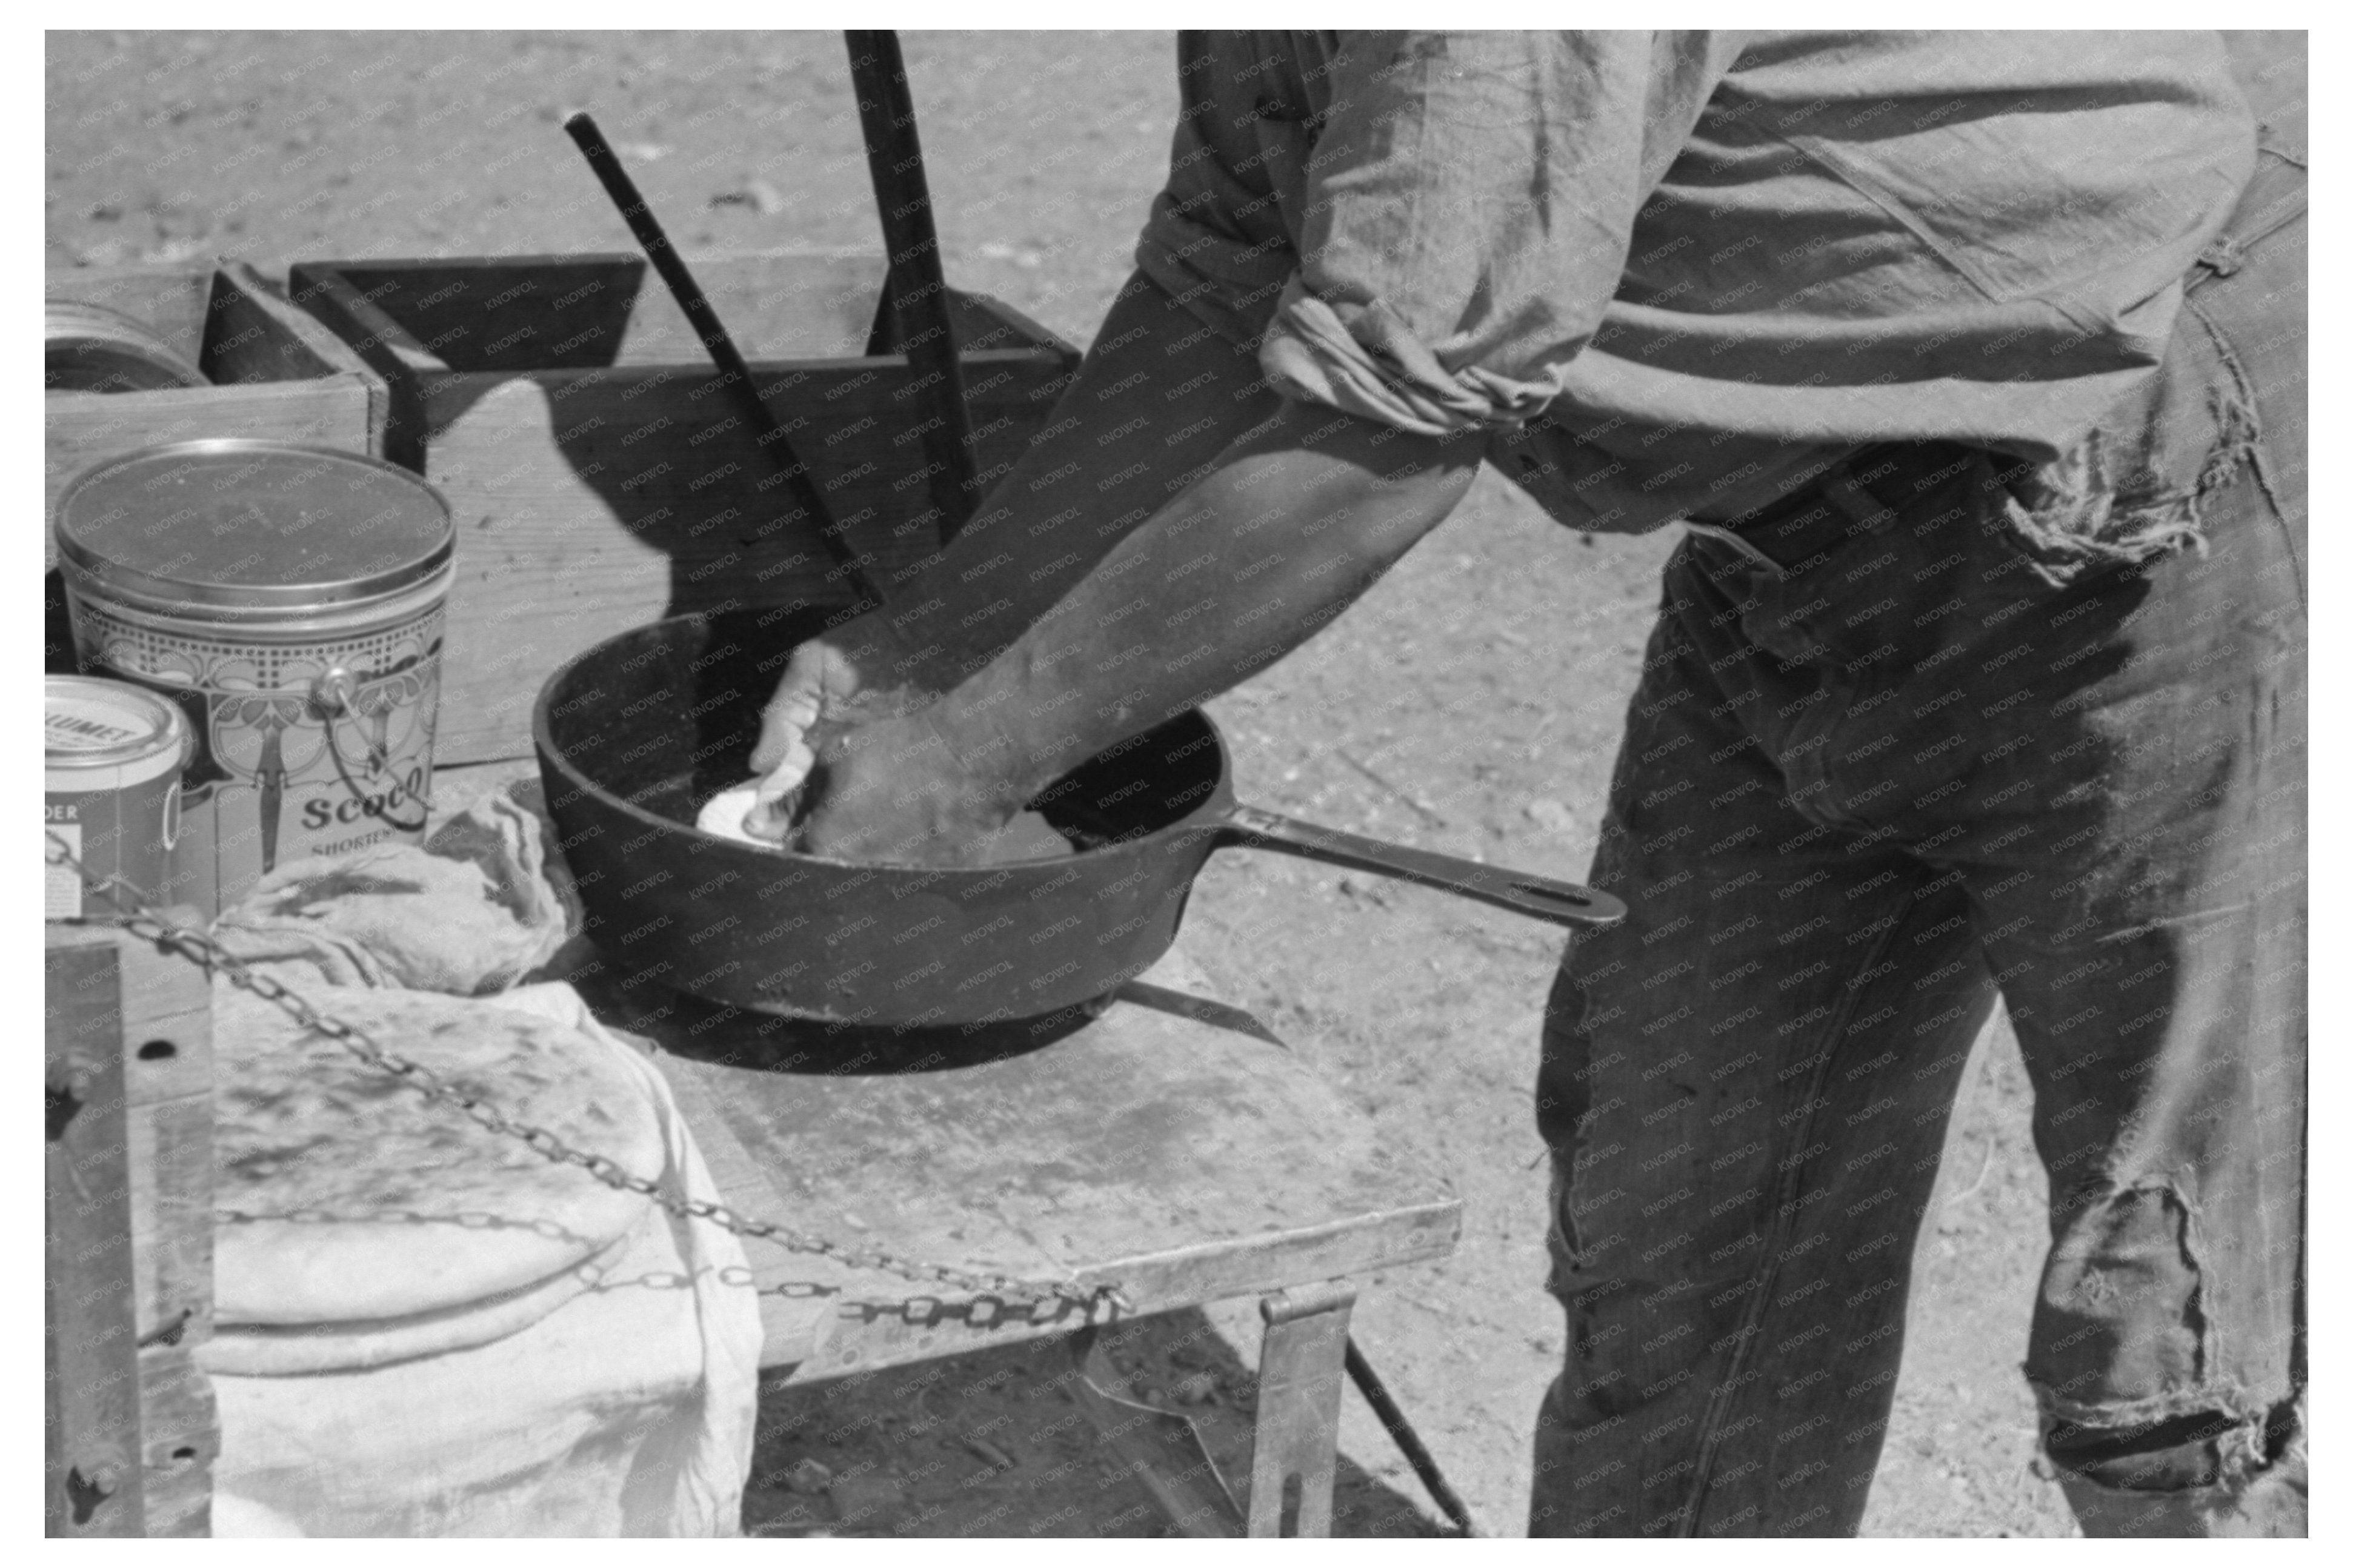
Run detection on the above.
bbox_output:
[1137,33,1736,439]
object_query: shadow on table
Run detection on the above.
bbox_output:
[742,1306,1454,1539]
[573,968,1290,1077]
[572,966,1106,1075]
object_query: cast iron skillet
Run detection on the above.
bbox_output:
[534,612,1626,1025]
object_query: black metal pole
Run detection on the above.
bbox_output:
[562,110,885,613]
[843,30,982,547]
[1343,1338,1485,1537]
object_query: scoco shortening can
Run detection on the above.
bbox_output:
[56,439,456,917]
[45,676,191,920]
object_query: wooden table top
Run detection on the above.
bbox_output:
[577,948,1460,1377]
[434,761,1461,1377]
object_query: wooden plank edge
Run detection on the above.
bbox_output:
[213,261,391,456]
[959,291,1085,367]
[285,264,439,469]
[760,1201,1462,1382]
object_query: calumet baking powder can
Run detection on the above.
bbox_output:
[45,676,191,920]
[55,439,455,917]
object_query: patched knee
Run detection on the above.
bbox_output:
[2031,1178,2208,1404]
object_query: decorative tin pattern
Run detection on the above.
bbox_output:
[72,593,447,913]
[79,611,439,694]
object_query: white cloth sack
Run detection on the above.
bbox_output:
[204,983,762,1538]
[199,784,764,1537]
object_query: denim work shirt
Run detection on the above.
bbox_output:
[1135,31,2258,533]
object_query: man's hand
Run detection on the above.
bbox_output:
[785,711,1072,866]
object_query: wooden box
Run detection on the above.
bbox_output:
[288,252,1083,764]
[44,260,390,519]
[44,261,390,671]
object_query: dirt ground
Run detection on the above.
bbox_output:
[47,29,2305,1539]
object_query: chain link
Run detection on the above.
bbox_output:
[45,832,1125,1320]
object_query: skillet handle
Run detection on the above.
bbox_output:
[1217,804,1626,929]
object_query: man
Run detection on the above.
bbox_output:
[748,33,2305,1536]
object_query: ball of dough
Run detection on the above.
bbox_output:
[695,783,780,846]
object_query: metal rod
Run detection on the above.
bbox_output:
[1343,1338,1485,1538]
[561,110,885,613]
[842,30,982,546]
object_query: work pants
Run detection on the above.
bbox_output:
[1528,141,2306,1537]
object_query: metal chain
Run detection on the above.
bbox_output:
[45,832,1123,1320]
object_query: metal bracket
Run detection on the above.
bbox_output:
[1067,1324,1246,1538]
[1250,1280,1358,1536]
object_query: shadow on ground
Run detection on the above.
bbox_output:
[745,1308,1449,1538]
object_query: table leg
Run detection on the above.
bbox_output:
[1249,1281,1357,1538]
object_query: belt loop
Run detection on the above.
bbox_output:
[2195,236,2245,281]
[2186,149,2306,294]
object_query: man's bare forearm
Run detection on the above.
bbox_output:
[924,402,1483,805]
[871,270,1282,685]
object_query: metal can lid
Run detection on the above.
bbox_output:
[47,676,191,770]
[55,439,454,611]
